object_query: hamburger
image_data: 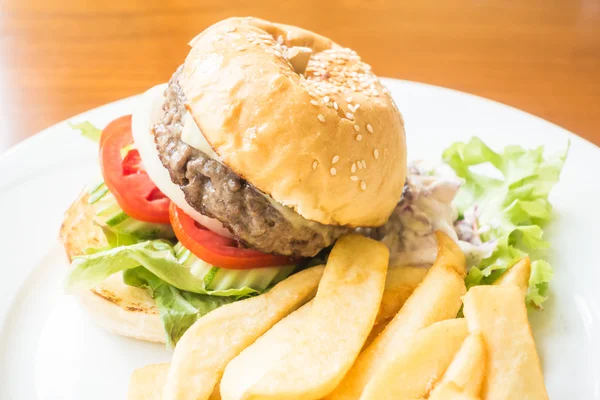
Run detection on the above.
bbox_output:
[62,17,408,346]
[65,16,561,349]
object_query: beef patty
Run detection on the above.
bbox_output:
[152,66,348,257]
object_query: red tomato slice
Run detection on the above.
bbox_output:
[100,115,170,223]
[169,203,296,269]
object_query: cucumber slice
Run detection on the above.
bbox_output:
[105,211,129,227]
[93,184,174,240]
[174,242,296,292]
[88,181,110,204]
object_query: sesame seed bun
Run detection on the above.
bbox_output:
[179,17,407,227]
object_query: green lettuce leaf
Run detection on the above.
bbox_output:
[443,137,567,307]
[65,240,258,297]
[123,267,240,347]
[70,121,102,142]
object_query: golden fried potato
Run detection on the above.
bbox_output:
[431,331,486,397]
[429,381,480,400]
[362,318,391,350]
[231,235,389,400]
[327,231,466,400]
[128,363,170,400]
[493,257,531,297]
[220,301,314,400]
[360,319,468,400]
[463,286,548,400]
[376,266,428,322]
[162,265,324,400]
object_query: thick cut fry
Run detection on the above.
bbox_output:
[128,363,221,400]
[433,231,467,278]
[220,301,314,400]
[493,257,531,297]
[432,331,486,396]
[162,265,324,400]
[428,381,480,400]
[128,363,170,400]
[376,266,428,322]
[327,231,466,400]
[463,286,548,400]
[362,318,391,350]
[360,319,468,400]
[221,265,420,400]
[239,235,389,400]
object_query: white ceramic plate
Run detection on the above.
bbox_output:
[0,79,598,400]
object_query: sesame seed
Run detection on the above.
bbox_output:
[357,161,363,170]
[350,175,359,181]
[333,102,339,110]
[354,104,361,111]
[356,134,363,141]
[367,124,374,134]
[361,181,367,190]
[346,97,353,103]
[362,160,367,169]
[323,96,330,103]
[312,160,318,169]
[353,124,360,132]
[374,149,379,159]
[310,100,319,106]
[330,167,337,176]
[277,35,284,44]
[317,114,326,123]
[332,155,339,164]
[351,163,357,173]
[345,112,354,120]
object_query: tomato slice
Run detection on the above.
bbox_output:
[100,115,170,223]
[169,203,296,269]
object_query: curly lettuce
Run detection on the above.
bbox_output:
[65,239,260,297]
[123,267,239,347]
[70,121,102,142]
[443,137,567,307]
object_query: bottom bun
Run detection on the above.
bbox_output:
[60,191,164,343]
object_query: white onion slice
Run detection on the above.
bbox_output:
[131,84,234,238]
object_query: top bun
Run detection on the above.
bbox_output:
[179,17,406,227]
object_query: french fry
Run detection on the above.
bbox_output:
[493,257,531,297]
[327,231,466,400]
[235,235,389,400]
[220,301,314,400]
[376,266,428,322]
[463,286,548,400]
[221,263,422,400]
[162,265,324,400]
[362,318,391,350]
[434,230,467,278]
[431,331,486,397]
[128,363,170,400]
[428,381,480,400]
[360,319,468,400]
[128,363,221,400]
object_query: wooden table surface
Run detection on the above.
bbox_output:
[1,0,599,153]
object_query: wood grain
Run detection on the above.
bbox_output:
[0,0,599,152]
